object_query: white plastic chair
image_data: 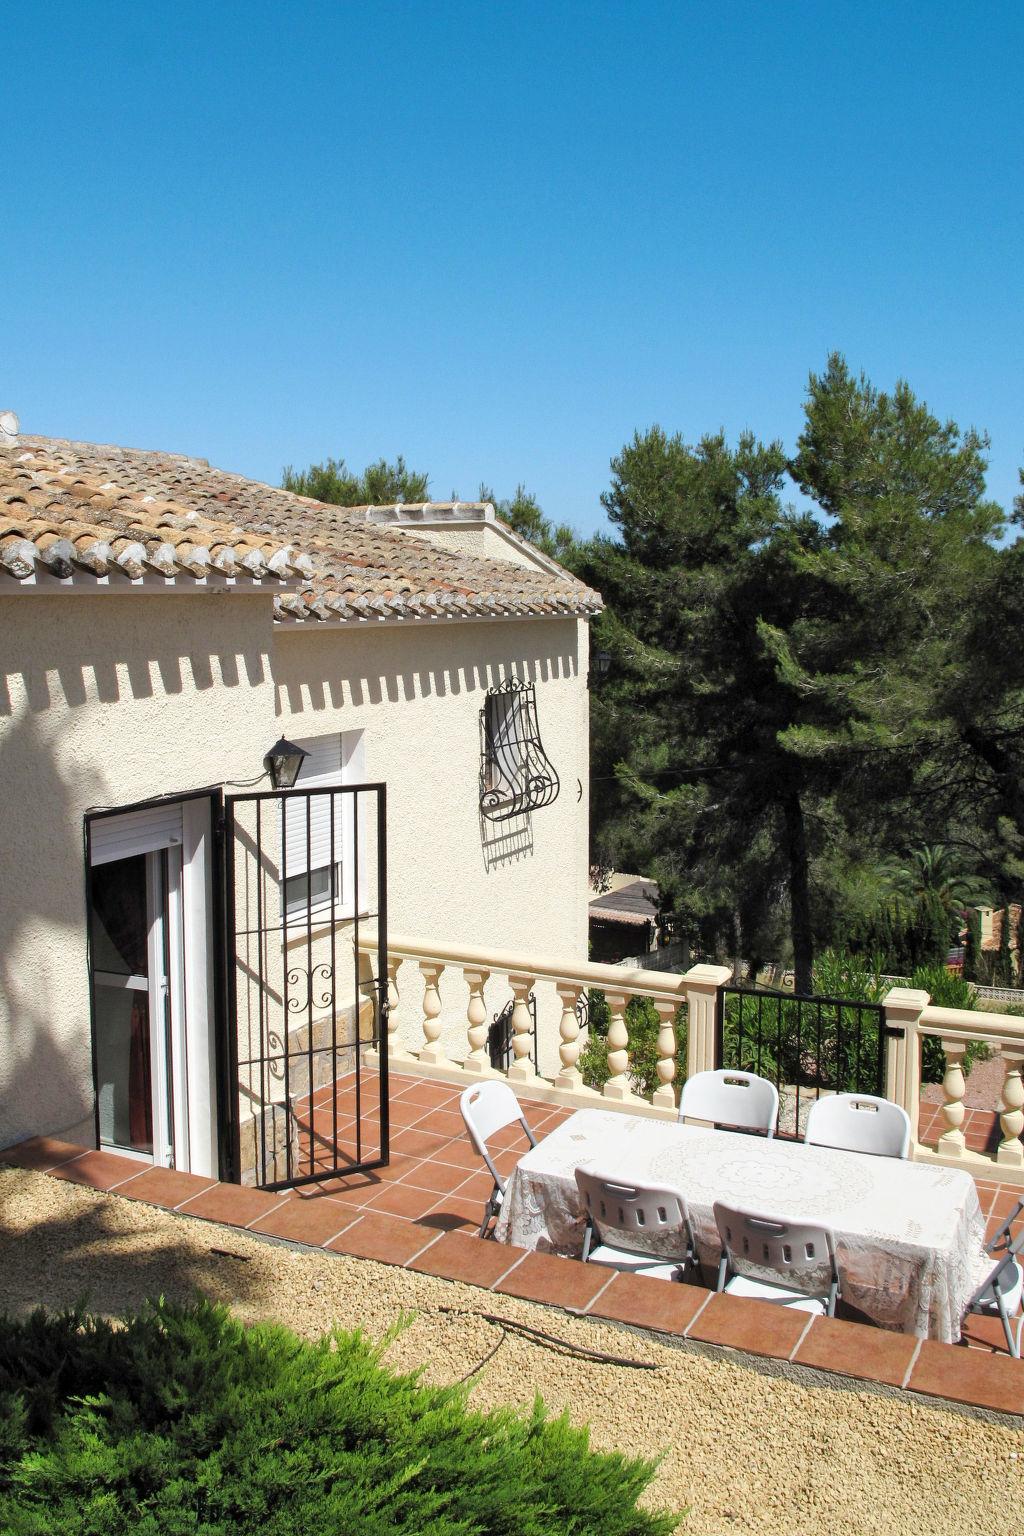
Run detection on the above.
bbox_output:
[804,1093,911,1159]
[963,1199,1024,1356]
[575,1167,696,1281]
[459,1081,536,1237]
[679,1069,779,1137]
[714,1201,840,1315]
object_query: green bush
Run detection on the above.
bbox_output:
[580,991,686,1101]
[0,1300,678,1536]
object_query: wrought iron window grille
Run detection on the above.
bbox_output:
[479,678,560,822]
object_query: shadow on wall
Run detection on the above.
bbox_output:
[0,1170,268,1317]
[274,631,579,717]
[479,810,534,872]
[0,711,107,1148]
[0,611,267,717]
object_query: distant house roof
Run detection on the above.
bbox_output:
[0,436,602,623]
[589,878,660,927]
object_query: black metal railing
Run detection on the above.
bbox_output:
[488,992,539,1071]
[715,984,890,1139]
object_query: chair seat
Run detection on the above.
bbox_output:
[723,1273,827,1314]
[974,1259,1024,1316]
[587,1242,688,1281]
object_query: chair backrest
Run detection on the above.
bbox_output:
[575,1167,692,1262]
[679,1069,779,1135]
[459,1081,534,1189]
[714,1201,838,1296]
[804,1093,911,1158]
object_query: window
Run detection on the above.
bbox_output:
[281,731,364,916]
[479,679,559,821]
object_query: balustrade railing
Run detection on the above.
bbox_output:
[357,935,1024,1182]
[359,932,730,1119]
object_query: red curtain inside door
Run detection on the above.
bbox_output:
[128,994,153,1148]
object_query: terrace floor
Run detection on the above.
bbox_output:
[4,1068,1024,1419]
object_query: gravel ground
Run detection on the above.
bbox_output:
[1,1165,1021,1535]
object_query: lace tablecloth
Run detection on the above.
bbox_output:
[493,1109,986,1341]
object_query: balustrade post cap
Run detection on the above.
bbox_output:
[683,963,733,988]
[882,986,931,1014]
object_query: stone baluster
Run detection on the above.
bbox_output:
[461,967,493,1075]
[506,972,539,1082]
[936,1039,967,1156]
[997,1049,1024,1168]
[555,982,585,1092]
[383,955,412,1060]
[603,990,639,1102]
[652,1000,679,1110]
[417,961,447,1067]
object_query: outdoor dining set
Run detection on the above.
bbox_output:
[459,1070,1024,1353]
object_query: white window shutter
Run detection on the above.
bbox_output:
[90,802,184,866]
[282,735,347,878]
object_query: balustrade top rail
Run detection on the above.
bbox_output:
[355,930,711,1002]
[919,1003,1024,1044]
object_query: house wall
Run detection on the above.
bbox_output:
[0,591,275,1150]
[0,595,591,1151]
[273,615,591,1072]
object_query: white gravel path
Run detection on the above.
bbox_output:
[1,1165,1021,1535]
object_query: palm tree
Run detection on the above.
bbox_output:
[881,845,991,923]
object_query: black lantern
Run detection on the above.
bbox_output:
[264,737,308,790]
[589,648,612,687]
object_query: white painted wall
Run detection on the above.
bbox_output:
[273,616,591,1072]
[0,592,275,1151]
[0,595,591,1149]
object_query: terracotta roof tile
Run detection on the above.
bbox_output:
[0,436,602,623]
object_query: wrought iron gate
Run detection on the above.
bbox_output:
[223,783,388,1190]
[715,984,891,1139]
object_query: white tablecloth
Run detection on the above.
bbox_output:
[493,1109,986,1341]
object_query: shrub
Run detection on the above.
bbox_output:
[0,1300,678,1536]
[580,991,686,1101]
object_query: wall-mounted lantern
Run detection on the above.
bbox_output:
[264,737,308,791]
[589,648,612,688]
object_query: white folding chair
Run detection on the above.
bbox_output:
[575,1167,696,1281]
[714,1201,840,1315]
[459,1081,536,1237]
[804,1093,911,1159]
[963,1199,1024,1356]
[679,1069,779,1137]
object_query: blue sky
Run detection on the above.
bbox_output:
[4,1,1022,534]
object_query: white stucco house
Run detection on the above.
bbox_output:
[0,421,601,1186]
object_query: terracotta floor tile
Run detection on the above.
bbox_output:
[792,1316,918,1386]
[686,1292,812,1359]
[179,1183,290,1228]
[909,1340,1024,1413]
[408,1231,527,1287]
[492,1249,611,1311]
[366,1182,441,1219]
[49,1150,148,1191]
[0,1136,89,1170]
[429,1137,483,1171]
[392,1127,453,1159]
[400,1159,472,1196]
[113,1167,217,1208]
[249,1195,361,1246]
[293,1173,383,1206]
[413,1207,478,1233]
[447,1169,497,1202]
[586,1272,711,1335]
[960,1311,1018,1355]
[410,1108,467,1139]
[394,1081,460,1110]
[426,1193,486,1229]
[327,1212,437,1265]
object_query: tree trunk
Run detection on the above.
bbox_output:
[783,792,814,995]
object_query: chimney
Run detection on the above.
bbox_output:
[0,411,19,446]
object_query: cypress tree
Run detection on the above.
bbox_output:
[964,907,983,983]
[998,905,1014,987]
